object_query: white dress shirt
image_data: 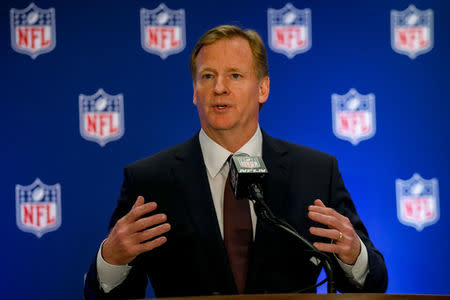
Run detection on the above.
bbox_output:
[96,126,369,292]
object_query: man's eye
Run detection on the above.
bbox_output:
[231,73,241,79]
[202,74,213,79]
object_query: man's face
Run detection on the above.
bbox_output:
[193,37,269,140]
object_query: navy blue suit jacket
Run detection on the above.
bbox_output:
[84,130,388,299]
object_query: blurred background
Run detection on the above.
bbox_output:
[1,0,449,298]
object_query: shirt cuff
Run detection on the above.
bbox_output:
[96,240,132,293]
[336,237,369,287]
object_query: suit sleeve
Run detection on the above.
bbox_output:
[84,167,149,300]
[328,156,388,293]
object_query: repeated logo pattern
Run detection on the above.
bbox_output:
[332,89,376,145]
[396,173,439,231]
[268,3,311,58]
[10,3,56,59]
[140,3,186,59]
[9,2,442,237]
[79,89,125,147]
[16,178,61,238]
[391,5,434,59]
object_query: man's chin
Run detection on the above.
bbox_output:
[209,125,234,132]
[204,119,236,131]
[202,123,236,135]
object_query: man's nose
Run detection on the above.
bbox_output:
[214,76,228,95]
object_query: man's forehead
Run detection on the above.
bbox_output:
[195,37,254,71]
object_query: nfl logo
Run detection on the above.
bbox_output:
[16,178,61,238]
[238,157,260,169]
[140,3,186,59]
[332,89,376,145]
[391,5,433,59]
[79,88,125,147]
[10,3,56,59]
[268,3,311,58]
[396,173,439,231]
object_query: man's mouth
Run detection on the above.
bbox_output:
[216,105,228,109]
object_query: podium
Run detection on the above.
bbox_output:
[137,294,450,300]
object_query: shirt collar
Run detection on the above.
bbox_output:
[199,126,263,179]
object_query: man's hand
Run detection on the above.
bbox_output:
[308,199,361,265]
[102,196,171,265]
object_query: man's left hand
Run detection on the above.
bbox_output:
[308,199,361,265]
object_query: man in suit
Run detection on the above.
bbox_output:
[84,25,388,299]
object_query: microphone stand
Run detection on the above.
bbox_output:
[248,183,336,294]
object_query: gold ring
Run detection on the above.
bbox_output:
[338,231,343,241]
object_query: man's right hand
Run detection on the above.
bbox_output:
[101,196,171,265]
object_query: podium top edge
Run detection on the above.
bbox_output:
[136,293,450,300]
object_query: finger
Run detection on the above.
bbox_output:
[313,242,339,254]
[309,227,342,241]
[136,223,171,242]
[132,213,167,232]
[132,196,145,209]
[139,236,168,253]
[314,199,326,207]
[127,201,158,222]
[308,205,348,224]
[308,211,340,229]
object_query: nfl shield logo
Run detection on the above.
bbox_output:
[332,89,376,145]
[396,173,439,231]
[391,5,433,59]
[16,178,61,238]
[10,3,56,59]
[140,3,186,59]
[79,89,125,147]
[268,3,311,58]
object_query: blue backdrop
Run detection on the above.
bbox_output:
[1,0,449,299]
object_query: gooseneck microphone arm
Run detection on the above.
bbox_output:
[248,183,336,294]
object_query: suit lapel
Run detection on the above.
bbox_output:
[260,130,290,221]
[247,130,291,292]
[171,133,236,292]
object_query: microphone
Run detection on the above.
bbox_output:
[229,154,336,294]
[229,153,268,199]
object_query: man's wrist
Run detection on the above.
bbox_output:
[96,239,132,293]
[335,237,369,287]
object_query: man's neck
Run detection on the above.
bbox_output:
[202,125,258,153]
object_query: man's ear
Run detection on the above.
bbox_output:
[258,76,270,104]
[193,82,197,105]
